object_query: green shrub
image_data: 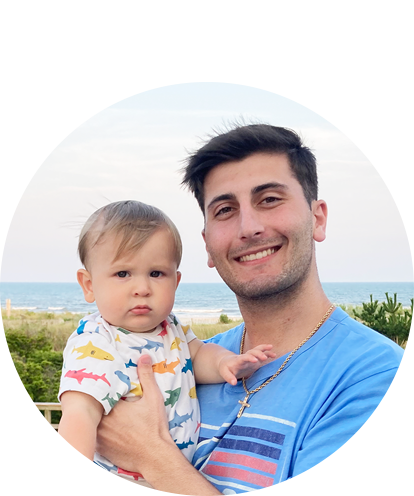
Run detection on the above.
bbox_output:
[5,329,63,404]
[353,293,412,347]
[219,313,231,324]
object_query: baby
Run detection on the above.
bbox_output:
[58,200,275,486]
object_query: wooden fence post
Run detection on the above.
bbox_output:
[6,299,11,318]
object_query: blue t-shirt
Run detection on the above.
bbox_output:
[193,308,404,493]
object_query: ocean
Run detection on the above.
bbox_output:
[1,282,413,320]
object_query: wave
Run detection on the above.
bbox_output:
[12,306,37,310]
[48,307,65,310]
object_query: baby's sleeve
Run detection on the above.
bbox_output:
[170,315,197,344]
[59,330,130,415]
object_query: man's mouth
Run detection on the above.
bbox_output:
[237,247,279,263]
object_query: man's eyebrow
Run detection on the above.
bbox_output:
[206,193,236,211]
[252,182,288,195]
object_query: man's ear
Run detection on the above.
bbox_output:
[77,269,95,303]
[201,229,215,268]
[176,271,182,289]
[312,200,328,242]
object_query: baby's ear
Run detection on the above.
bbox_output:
[77,269,95,303]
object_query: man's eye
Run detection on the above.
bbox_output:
[216,206,233,217]
[150,271,163,278]
[262,196,279,205]
[116,271,129,278]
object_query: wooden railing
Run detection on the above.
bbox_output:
[0,401,62,496]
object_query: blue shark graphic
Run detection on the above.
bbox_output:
[130,339,164,352]
[182,358,193,374]
[125,359,137,368]
[175,438,195,450]
[114,370,131,390]
[168,410,193,430]
[76,320,87,335]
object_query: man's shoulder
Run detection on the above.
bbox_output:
[327,307,404,366]
[204,322,244,353]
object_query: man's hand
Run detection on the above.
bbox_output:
[96,354,173,473]
[218,344,276,385]
[65,476,106,496]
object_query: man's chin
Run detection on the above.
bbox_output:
[228,270,310,302]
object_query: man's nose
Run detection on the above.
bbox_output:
[238,207,265,239]
[133,278,151,296]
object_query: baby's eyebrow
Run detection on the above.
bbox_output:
[251,182,288,195]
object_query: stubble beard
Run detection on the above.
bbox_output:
[212,226,315,308]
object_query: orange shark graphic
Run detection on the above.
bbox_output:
[152,358,180,374]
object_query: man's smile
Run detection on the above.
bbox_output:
[237,247,279,263]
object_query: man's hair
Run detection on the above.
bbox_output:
[182,124,318,211]
[78,200,182,270]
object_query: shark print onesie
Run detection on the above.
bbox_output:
[59,311,200,486]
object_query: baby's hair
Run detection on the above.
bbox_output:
[78,200,182,271]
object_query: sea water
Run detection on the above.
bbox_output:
[1,281,413,320]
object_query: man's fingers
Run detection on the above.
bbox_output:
[137,354,161,399]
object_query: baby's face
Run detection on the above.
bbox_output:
[79,228,181,333]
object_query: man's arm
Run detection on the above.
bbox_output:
[96,354,221,495]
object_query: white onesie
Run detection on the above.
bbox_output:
[59,311,200,484]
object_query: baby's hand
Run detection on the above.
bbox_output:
[65,475,106,496]
[218,345,276,386]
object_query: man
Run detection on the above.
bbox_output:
[96,124,403,494]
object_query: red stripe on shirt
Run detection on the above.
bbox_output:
[210,451,277,475]
[202,464,274,487]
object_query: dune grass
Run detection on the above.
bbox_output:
[1,309,243,350]
[0,305,370,347]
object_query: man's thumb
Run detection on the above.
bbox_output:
[137,354,156,389]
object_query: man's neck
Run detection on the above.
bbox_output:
[237,278,332,359]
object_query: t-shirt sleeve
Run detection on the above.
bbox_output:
[284,368,414,496]
[58,330,130,415]
[171,314,197,344]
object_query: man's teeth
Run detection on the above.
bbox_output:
[239,248,275,262]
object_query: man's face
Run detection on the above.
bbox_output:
[77,229,181,332]
[202,153,327,300]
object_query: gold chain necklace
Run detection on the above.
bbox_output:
[237,304,335,418]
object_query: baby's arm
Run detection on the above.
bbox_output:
[188,339,275,386]
[58,391,104,460]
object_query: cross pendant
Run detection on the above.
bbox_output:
[237,394,251,418]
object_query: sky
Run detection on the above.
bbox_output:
[1,83,413,283]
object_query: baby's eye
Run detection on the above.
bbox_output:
[150,271,163,278]
[116,271,129,278]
